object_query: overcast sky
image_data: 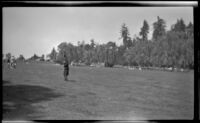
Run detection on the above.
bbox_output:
[3,7,193,58]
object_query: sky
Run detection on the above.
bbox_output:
[3,7,193,59]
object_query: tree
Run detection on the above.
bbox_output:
[139,20,149,41]
[6,53,11,60]
[186,22,193,37]
[49,47,57,62]
[90,39,95,49]
[120,23,132,49]
[33,54,40,60]
[84,44,91,51]
[41,54,45,61]
[17,54,25,61]
[152,16,166,41]
[57,42,76,63]
[57,42,68,64]
[83,50,93,65]
[105,41,117,67]
[77,41,85,62]
[171,18,186,32]
[89,39,98,63]
[27,54,40,61]
[95,44,106,63]
[126,37,133,49]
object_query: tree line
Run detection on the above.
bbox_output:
[4,16,193,70]
[47,16,193,69]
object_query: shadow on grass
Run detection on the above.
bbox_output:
[3,80,64,120]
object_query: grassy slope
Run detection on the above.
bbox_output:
[3,62,194,120]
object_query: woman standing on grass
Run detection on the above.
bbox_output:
[63,55,69,81]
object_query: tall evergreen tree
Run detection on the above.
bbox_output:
[152,16,166,41]
[139,20,149,41]
[120,23,131,49]
[171,18,186,32]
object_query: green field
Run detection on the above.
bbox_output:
[3,62,194,120]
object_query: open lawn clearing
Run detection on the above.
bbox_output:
[3,62,194,120]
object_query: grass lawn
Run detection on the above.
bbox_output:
[3,62,194,120]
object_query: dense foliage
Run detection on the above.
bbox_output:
[47,17,194,69]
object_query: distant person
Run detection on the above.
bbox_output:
[10,56,16,69]
[7,57,11,68]
[63,55,69,81]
